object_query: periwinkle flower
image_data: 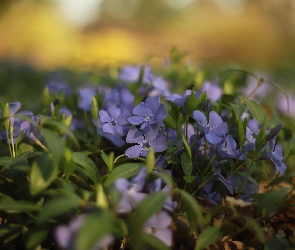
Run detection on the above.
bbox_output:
[201,81,222,102]
[47,81,72,96]
[0,102,39,143]
[228,174,259,202]
[103,86,134,115]
[165,89,200,108]
[128,96,167,129]
[143,211,173,247]
[148,77,170,97]
[78,86,107,111]
[125,124,167,158]
[193,110,228,144]
[219,135,246,160]
[119,65,153,84]
[277,93,295,119]
[263,143,286,175]
[55,215,114,250]
[114,168,147,213]
[99,106,129,136]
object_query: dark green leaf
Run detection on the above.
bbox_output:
[0,200,41,213]
[164,115,176,130]
[195,226,220,250]
[76,210,115,250]
[30,153,59,196]
[72,152,99,184]
[104,163,142,186]
[184,89,197,116]
[230,103,246,119]
[264,238,289,250]
[38,193,83,222]
[181,151,193,176]
[244,99,266,123]
[176,188,204,231]
[135,192,168,223]
[142,234,170,250]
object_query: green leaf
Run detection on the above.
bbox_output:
[176,188,204,231]
[176,114,183,140]
[195,226,220,250]
[0,224,22,238]
[244,99,266,123]
[104,163,142,186]
[230,103,246,119]
[135,192,168,223]
[238,118,246,150]
[41,128,65,167]
[164,115,176,130]
[182,134,192,159]
[2,103,10,131]
[168,101,181,121]
[265,174,295,188]
[243,216,264,242]
[195,91,207,110]
[181,151,193,176]
[183,175,196,183]
[184,89,197,116]
[76,210,115,250]
[24,226,48,250]
[0,200,41,213]
[142,234,170,250]
[146,147,155,173]
[38,193,84,222]
[30,153,59,196]
[101,150,114,172]
[96,183,109,208]
[72,152,99,184]
[264,238,289,250]
[91,96,99,121]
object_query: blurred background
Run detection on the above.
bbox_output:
[1,0,295,69]
[0,0,295,108]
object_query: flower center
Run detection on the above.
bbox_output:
[144,113,155,122]
[109,119,117,127]
[140,140,151,150]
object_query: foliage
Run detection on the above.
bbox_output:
[0,54,295,249]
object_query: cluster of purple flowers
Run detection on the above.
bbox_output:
[0,65,288,248]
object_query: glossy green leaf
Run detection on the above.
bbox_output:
[76,210,115,250]
[181,151,193,176]
[30,153,59,196]
[230,103,246,119]
[71,152,99,184]
[195,226,220,250]
[135,192,168,223]
[104,163,142,186]
[38,193,84,222]
[96,183,109,208]
[244,99,266,123]
[101,150,114,172]
[41,128,65,166]
[184,89,197,116]
[163,115,176,130]
[146,147,155,173]
[176,188,204,231]
[0,200,41,213]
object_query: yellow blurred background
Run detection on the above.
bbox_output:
[0,0,295,70]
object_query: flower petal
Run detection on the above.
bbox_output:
[126,128,144,143]
[125,145,143,158]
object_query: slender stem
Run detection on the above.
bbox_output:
[245,78,264,100]
[10,125,16,157]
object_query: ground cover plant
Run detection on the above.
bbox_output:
[0,55,295,249]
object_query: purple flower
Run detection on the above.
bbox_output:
[263,143,286,175]
[219,135,246,160]
[193,110,228,144]
[119,65,153,84]
[125,124,167,158]
[277,93,295,119]
[228,174,259,202]
[143,211,173,247]
[148,77,170,97]
[47,81,72,96]
[78,86,107,111]
[55,215,114,250]
[128,96,167,129]
[0,102,39,143]
[103,85,134,115]
[99,106,129,136]
[165,89,200,108]
[114,168,147,213]
[201,81,222,102]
